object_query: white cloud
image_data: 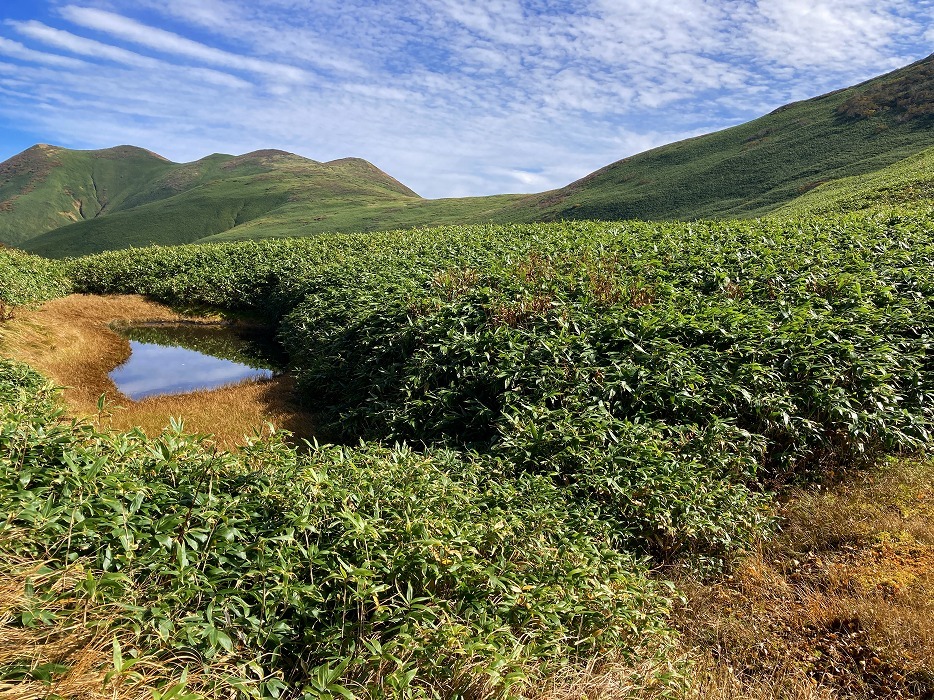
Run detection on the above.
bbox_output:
[0,0,929,198]
[0,36,87,69]
[59,6,309,82]
[739,0,918,71]
[10,20,252,88]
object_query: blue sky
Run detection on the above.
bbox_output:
[0,1,931,198]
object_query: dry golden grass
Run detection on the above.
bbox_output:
[529,652,685,700]
[672,457,934,700]
[0,561,174,700]
[0,294,316,450]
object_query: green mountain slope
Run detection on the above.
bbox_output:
[205,50,934,240]
[196,193,534,244]
[7,53,934,257]
[20,150,447,257]
[526,53,934,222]
[0,144,175,246]
[773,144,934,216]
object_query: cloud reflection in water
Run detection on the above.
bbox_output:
[110,340,274,400]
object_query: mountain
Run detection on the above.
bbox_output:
[523,53,934,222]
[0,144,174,247]
[10,148,453,257]
[4,53,934,257]
[773,144,934,217]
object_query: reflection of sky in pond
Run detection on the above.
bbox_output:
[110,341,274,400]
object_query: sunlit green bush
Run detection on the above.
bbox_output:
[0,359,676,698]
[0,246,71,318]
[68,213,934,564]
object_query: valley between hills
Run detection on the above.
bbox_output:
[0,52,932,700]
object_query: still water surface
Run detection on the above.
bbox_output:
[109,324,283,400]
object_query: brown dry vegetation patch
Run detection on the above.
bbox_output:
[0,561,173,700]
[675,458,934,700]
[0,294,316,449]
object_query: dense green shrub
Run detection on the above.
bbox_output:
[0,359,676,698]
[837,58,934,123]
[67,213,934,562]
[0,246,71,318]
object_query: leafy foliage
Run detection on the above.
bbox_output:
[0,246,72,319]
[69,213,934,562]
[7,199,934,697]
[0,359,674,698]
[837,55,934,123]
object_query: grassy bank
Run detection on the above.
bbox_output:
[0,294,315,449]
[678,456,934,699]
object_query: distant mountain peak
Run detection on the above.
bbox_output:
[323,157,421,198]
[94,145,172,161]
[220,149,315,171]
[239,149,299,159]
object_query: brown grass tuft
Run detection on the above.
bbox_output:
[0,294,317,450]
[530,652,685,700]
[672,457,934,699]
[0,560,179,700]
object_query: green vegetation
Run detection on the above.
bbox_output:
[774,145,934,216]
[2,206,933,696]
[69,212,934,558]
[0,358,675,697]
[0,246,71,319]
[534,54,934,222]
[0,145,175,247]
[6,54,934,259]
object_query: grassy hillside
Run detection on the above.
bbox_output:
[21,150,458,257]
[774,144,934,216]
[9,53,934,258]
[0,144,175,246]
[527,53,934,222]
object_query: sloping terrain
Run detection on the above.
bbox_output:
[19,150,444,257]
[5,53,934,258]
[774,144,934,216]
[525,53,934,222]
[0,144,175,247]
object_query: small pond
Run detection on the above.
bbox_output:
[109,323,287,400]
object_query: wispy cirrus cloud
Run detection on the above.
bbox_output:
[59,6,310,83]
[0,0,929,198]
[0,35,87,69]
[8,20,253,89]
